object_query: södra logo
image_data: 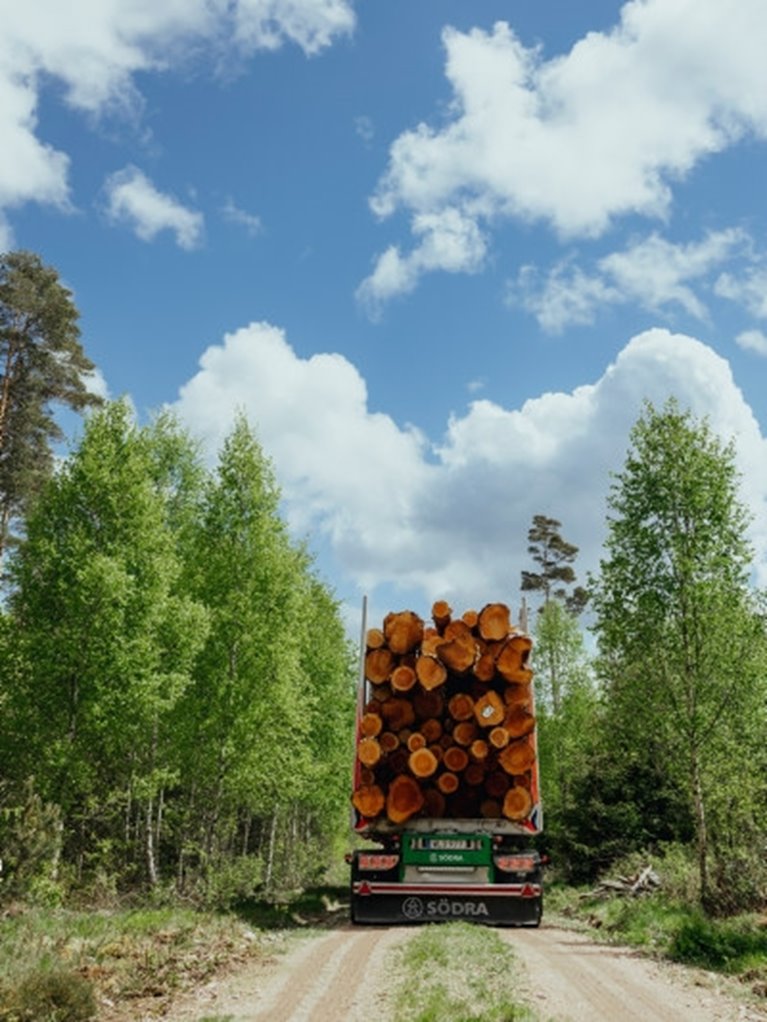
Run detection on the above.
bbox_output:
[401,897,489,919]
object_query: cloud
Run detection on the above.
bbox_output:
[715,266,767,319]
[221,198,262,236]
[357,207,487,314]
[103,166,204,248]
[514,229,749,332]
[172,322,767,612]
[736,330,767,356]
[367,2,767,300]
[0,0,356,231]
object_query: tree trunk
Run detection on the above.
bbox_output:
[691,746,710,907]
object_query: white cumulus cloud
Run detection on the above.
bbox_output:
[736,330,767,356]
[0,0,356,233]
[514,229,749,333]
[357,207,487,314]
[366,1,767,301]
[172,322,767,611]
[103,165,204,248]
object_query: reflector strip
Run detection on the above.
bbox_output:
[353,882,541,898]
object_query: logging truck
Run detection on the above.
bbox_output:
[348,598,544,926]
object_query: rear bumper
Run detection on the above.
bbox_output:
[351,880,542,926]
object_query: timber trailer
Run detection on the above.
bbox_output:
[348,597,544,927]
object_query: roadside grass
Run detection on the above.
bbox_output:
[545,880,767,999]
[387,922,538,1022]
[0,904,289,1021]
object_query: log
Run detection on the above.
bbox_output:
[431,600,452,631]
[421,628,443,656]
[360,712,383,738]
[452,721,478,746]
[504,684,533,709]
[489,726,510,749]
[366,627,385,650]
[436,636,476,674]
[474,690,505,728]
[358,737,382,767]
[504,707,536,739]
[409,746,439,778]
[352,784,385,818]
[498,738,536,775]
[472,652,496,682]
[485,771,510,798]
[447,692,475,721]
[391,664,417,693]
[481,798,502,818]
[461,609,479,630]
[379,730,400,753]
[423,788,446,818]
[384,610,424,655]
[365,648,395,684]
[469,738,489,761]
[380,698,416,731]
[420,718,443,743]
[502,785,533,821]
[415,655,448,690]
[386,774,424,823]
[413,688,444,719]
[464,762,486,786]
[407,732,427,752]
[478,602,511,641]
[437,771,459,795]
[443,746,469,773]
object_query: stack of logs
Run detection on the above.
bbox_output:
[352,600,538,827]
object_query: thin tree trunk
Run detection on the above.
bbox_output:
[691,747,709,907]
[146,796,158,887]
[264,811,278,892]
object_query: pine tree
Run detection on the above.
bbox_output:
[0,251,102,562]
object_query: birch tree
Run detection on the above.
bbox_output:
[592,399,767,909]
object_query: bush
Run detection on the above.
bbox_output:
[11,968,96,1022]
[669,913,767,972]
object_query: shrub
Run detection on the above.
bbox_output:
[669,913,767,972]
[11,968,96,1022]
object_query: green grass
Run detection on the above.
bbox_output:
[387,923,538,1022]
[0,906,278,1021]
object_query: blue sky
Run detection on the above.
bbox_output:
[3,0,767,630]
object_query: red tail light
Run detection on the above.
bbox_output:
[495,855,536,872]
[358,853,399,871]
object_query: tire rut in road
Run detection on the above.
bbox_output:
[251,925,403,1022]
[503,925,766,1022]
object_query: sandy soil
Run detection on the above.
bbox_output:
[159,922,767,1022]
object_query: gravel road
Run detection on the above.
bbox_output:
[163,922,767,1022]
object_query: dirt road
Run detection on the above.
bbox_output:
[164,922,767,1022]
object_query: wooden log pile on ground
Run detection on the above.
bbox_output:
[352,600,539,827]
